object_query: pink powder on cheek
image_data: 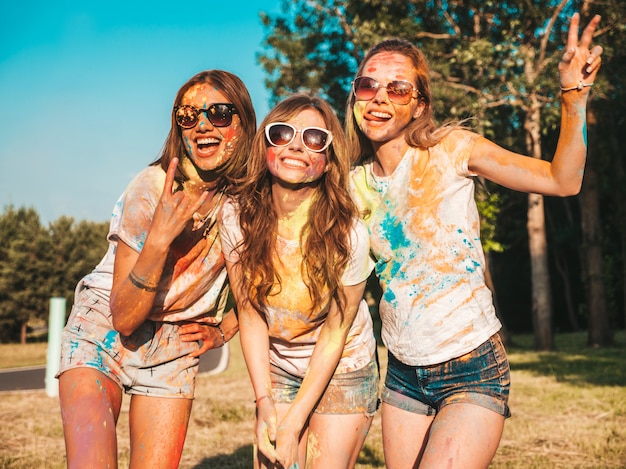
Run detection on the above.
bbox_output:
[306,154,326,179]
[266,147,279,169]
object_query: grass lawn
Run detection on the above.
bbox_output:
[0,331,625,468]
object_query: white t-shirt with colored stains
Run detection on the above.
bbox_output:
[219,198,377,378]
[350,130,502,367]
[81,165,229,323]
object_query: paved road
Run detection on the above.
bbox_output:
[0,344,229,392]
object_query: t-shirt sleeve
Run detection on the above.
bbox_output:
[449,129,480,178]
[116,167,164,253]
[218,198,244,263]
[342,219,375,286]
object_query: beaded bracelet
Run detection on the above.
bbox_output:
[560,81,594,92]
[128,270,158,292]
[215,324,226,346]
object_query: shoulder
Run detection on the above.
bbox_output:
[124,166,165,199]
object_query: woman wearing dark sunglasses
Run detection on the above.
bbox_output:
[57,70,256,468]
[345,13,603,469]
[220,93,379,469]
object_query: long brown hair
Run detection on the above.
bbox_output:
[345,38,460,165]
[233,93,358,315]
[152,70,256,192]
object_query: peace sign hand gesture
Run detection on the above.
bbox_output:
[559,13,603,93]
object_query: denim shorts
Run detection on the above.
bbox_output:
[382,333,511,418]
[270,358,380,416]
[57,286,200,399]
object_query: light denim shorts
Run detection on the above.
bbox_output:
[57,285,200,399]
[270,357,380,415]
[383,333,511,418]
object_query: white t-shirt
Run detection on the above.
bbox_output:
[350,130,502,366]
[82,165,229,323]
[219,198,377,377]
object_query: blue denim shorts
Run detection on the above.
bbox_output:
[270,358,380,416]
[382,333,511,418]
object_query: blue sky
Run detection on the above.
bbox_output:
[0,0,282,224]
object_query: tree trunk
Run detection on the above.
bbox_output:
[484,251,511,346]
[581,108,612,347]
[20,322,27,345]
[525,93,554,351]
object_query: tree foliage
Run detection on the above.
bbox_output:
[0,206,108,343]
[258,0,626,340]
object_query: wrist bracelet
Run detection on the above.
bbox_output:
[216,324,226,346]
[254,394,272,405]
[128,270,158,292]
[560,81,594,92]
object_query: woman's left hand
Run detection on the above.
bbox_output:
[559,13,603,92]
[179,323,225,357]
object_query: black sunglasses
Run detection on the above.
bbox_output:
[352,76,419,105]
[265,122,333,153]
[174,104,238,128]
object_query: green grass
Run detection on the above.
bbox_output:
[1,331,625,468]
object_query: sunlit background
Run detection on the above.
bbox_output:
[0,1,281,224]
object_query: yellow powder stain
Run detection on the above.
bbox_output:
[306,430,321,467]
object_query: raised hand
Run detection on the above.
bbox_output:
[559,13,603,92]
[149,157,209,248]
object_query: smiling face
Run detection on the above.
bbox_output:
[179,83,241,173]
[265,108,329,186]
[353,51,425,146]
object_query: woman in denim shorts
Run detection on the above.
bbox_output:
[220,94,379,469]
[345,13,603,469]
[57,70,256,468]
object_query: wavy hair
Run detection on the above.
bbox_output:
[345,38,462,165]
[151,70,256,192]
[232,93,358,315]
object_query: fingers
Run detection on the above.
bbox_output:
[579,14,601,49]
[566,12,580,51]
[586,45,603,73]
[163,157,179,196]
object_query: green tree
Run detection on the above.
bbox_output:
[0,206,109,343]
[0,206,48,343]
[258,0,623,348]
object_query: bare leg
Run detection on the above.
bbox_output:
[382,402,433,469]
[59,368,123,469]
[418,403,505,469]
[128,394,193,469]
[306,412,373,469]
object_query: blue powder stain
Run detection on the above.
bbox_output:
[103,330,118,349]
[383,287,397,306]
[380,213,411,251]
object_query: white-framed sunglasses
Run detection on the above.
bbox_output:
[265,122,333,153]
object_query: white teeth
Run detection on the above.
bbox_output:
[282,158,307,168]
[371,111,391,119]
[197,138,219,145]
